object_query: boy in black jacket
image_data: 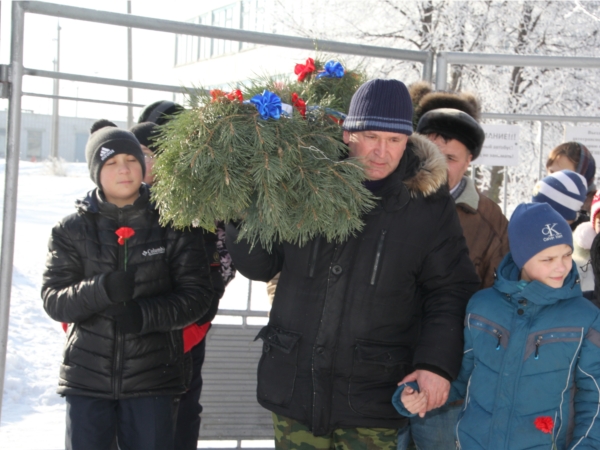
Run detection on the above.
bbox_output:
[41,121,213,450]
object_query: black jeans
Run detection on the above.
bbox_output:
[174,338,206,450]
[65,394,175,450]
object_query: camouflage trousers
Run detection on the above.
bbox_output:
[272,413,398,450]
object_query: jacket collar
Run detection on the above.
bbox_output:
[75,184,152,219]
[494,253,582,306]
[370,133,448,213]
[455,176,480,212]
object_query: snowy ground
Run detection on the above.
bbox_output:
[0,159,270,449]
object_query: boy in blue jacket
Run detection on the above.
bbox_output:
[395,202,600,449]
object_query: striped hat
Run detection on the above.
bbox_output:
[532,170,587,221]
[343,79,413,135]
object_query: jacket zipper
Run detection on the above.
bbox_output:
[308,237,321,278]
[113,210,125,398]
[534,336,542,359]
[470,317,504,350]
[370,229,387,286]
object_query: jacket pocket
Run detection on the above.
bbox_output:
[255,325,302,407]
[348,339,412,419]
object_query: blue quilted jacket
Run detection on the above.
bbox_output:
[395,253,600,450]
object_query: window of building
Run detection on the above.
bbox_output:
[26,129,43,160]
[174,1,267,66]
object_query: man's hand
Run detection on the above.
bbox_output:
[399,370,450,412]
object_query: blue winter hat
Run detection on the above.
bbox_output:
[532,170,587,221]
[343,79,413,135]
[508,203,573,269]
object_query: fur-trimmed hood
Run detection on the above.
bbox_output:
[403,133,448,198]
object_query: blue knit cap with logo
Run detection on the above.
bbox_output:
[508,202,573,269]
[343,79,413,135]
[531,170,587,221]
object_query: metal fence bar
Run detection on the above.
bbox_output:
[481,112,600,123]
[0,0,25,424]
[23,67,190,94]
[23,91,146,108]
[436,51,600,90]
[20,1,431,64]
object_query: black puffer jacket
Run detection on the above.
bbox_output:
[42,186,213,399]
[227,134,480,434]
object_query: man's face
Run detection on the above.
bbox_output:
[520,243,573,289]
[343,130,409,180]
[427,134,472,190]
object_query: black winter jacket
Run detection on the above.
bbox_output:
[226,135,480,434]
[42,186,213,399]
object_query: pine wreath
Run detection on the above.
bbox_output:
[151,59,375,250]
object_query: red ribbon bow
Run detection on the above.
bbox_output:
[291,93,306,118]
[210,89,226,102]
[294,58,315,82]
[210,89,244,103]
[226,89,244,102]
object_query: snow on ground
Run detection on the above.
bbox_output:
[0,159,270,449]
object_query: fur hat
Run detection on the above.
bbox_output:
[409,81,481,126]
[343,79,413,135]
[85,120,145,188]
[137,100,184,126]
[416,108,485,160]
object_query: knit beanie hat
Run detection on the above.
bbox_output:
[343,79,413,135]
[137,100,184,126]
[508,202,573,269]
[531,170,587,221]
[130,122,159,153]
[85,120,145,188]
[574,142,596,189]
[416,108,485,160]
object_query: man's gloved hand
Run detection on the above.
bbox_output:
[104,270,135,304]
[105,301,143,334]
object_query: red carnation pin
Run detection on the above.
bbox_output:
[115,227,135,271]
[534,416,557,449]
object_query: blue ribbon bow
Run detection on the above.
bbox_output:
[250,90,282,120]
[316,60,345,79]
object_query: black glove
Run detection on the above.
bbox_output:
[105,301,143,334]
[104,270,135,304]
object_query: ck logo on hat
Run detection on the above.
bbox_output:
[542,223,563,242]
[99,147,115,161]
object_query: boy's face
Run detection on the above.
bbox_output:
[521,244,573,288]
[141,145,156,186]
[99,153,143,207]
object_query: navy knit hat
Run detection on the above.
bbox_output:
[574,142,596,188]
[130,122,159,153]
[532,170,587,221]
[85,120,145,188]
[343,79,413,135]
[137,100,184,126]
[508,203,573,269]
[416,108,485,160]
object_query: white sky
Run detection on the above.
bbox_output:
[0,0,209,121]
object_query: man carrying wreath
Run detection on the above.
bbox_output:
[226,79,480,449]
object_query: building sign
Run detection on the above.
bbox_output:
[565,127,600,161]
[475,124,520,167]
